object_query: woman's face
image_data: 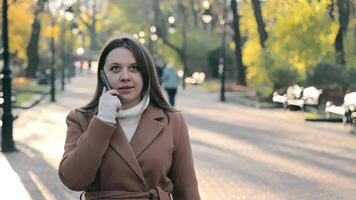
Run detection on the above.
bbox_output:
[103,47,143,109]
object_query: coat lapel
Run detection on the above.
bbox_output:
[75,107,148,186]
[130,104,167,158]
[75,104,167,186]
[109,125,148,187]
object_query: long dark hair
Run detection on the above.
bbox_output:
[80,35,173,112]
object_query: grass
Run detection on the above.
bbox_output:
[11,77,50,105]
[304,111,325,119]
[304,109,343,120]
[197,80,344,121]
[198,79,221,92]
[15,93,36,105]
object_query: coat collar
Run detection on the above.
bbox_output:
[76,103,167,186]
[130,104,167,157]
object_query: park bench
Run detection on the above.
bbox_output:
[273,85,323,111]
[325,92,356,126]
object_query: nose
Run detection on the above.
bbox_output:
[119,69,131,82]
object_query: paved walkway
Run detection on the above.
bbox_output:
[178,87,356,200]
[1,72,356,199]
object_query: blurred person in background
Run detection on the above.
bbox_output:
[58,36,200,200]
[162,64,180,107]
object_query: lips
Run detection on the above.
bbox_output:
[118,86,134,90]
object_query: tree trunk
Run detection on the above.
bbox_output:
[78,0,99,51]
[89,2,98,51]
[335,28,345,64]
[334,0,350,64]
[25,13,41,78]
[230,0,246,86]
[152,0,189,89]
[190,0,199,27]
[60,20,66,90]
[251,0,268,48]
[178,2,188,89]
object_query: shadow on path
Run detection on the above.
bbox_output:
[4,143,79,200]
[187,112,356,199]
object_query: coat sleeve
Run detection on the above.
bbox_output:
[170,113,201,200]
[58,110,116,191]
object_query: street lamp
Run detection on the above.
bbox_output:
[1,0,16,152]
[64,5,74,21]
[150,26,158,41]
[201,0,227,102]
[76,47,84,55]
[201,1,213,24]
[47,1,61,102]
[65,6,75,83]
[69,20,79,78]
[148,26,158,54]
[168,16,176,34]
[75,30,85,73]
[60,5,76,90]
[50,19,56,102]
[138,31,146,44]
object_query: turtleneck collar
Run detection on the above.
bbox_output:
[117,93,150,119]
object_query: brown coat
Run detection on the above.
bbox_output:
[58,104,200,200]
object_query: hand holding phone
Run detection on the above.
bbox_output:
[96,70,122,124]
[100,69,120,98]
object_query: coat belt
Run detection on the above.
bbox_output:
[83,186,170,200]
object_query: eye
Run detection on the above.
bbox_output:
[129,65,139,72]
[110,65,121,72]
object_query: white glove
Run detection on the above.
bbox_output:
[96,89,121,124]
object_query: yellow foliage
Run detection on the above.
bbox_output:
[42,23,60,39]
[7,0,33,61]
[241,0,338,86]
[240,1,270,87]
[229,42,235,50]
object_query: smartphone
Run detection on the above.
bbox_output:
[100,69,113,90]
[100,70,121,101]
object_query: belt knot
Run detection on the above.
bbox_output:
[149,187,159,200]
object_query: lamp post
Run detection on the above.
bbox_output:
[60,18,66,91]
[47,1,60,102]
[201,1,213,25]
[70,20,80,78]
[1,0,16,152]
[50,18,56,102]
[137,31,146,44]
[201,0,227,102]
[148,26,158,54]
[168,15,176,34]
[76,30,85,73]
[60,4,75,90]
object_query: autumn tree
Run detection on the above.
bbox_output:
[251,0,268,48]
[77,0,109,51]
[153,0,190,88]
[26,0,46,78]
[332,0,351,64]
[230,0,247,85]
[0,0,33,75]
[239,0,339,99]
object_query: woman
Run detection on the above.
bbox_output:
[58,36,201,200]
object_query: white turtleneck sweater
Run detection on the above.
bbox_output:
[116,94,150,142]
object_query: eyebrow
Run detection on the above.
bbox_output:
[109,62,138,66]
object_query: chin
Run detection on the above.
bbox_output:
[121,96,140,106]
